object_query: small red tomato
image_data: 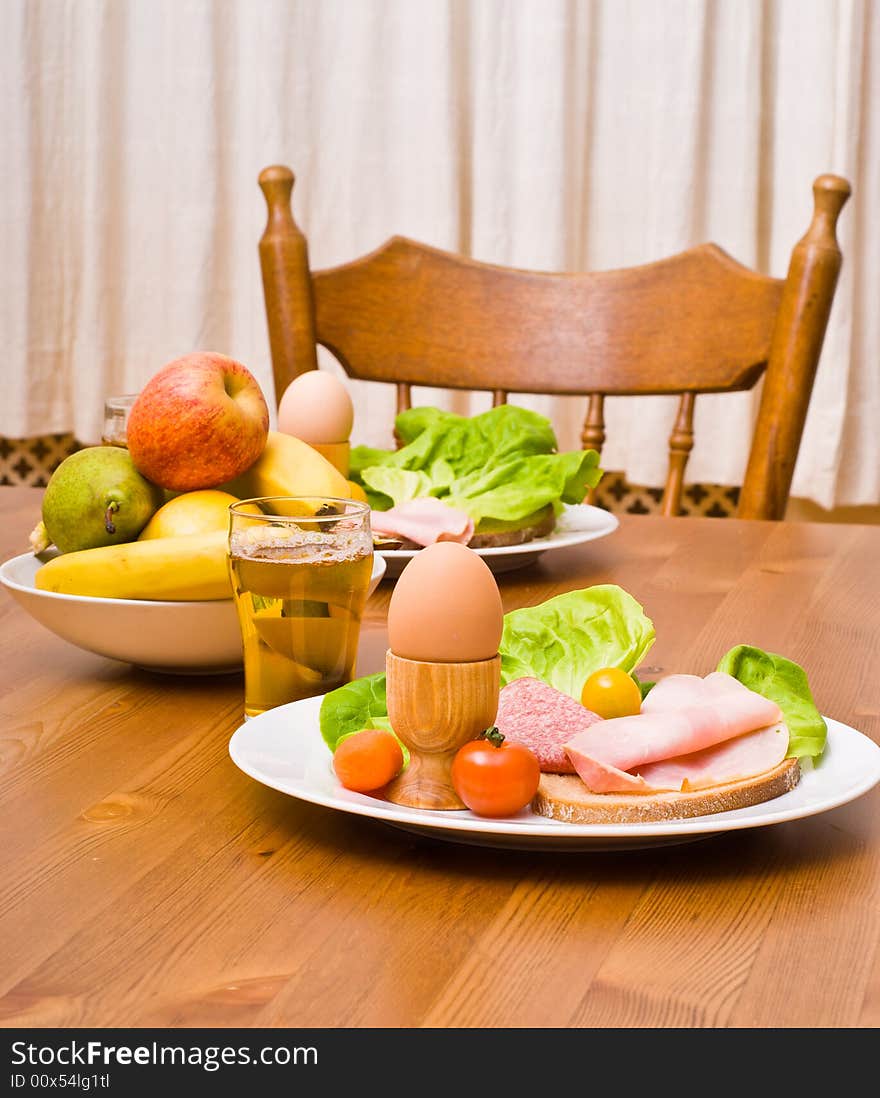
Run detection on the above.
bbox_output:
[451,726,541,817]
[333,729,404,793]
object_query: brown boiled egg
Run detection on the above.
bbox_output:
[277,370,354,444]
[388,542,503,663]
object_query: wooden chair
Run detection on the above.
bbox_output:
[257,166,850,520]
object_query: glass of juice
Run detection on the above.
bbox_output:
[228,496,373,719]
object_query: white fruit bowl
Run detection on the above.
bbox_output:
[0,550,386,675]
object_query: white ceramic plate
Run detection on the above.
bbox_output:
[0,551,386,675]
[229,696,880,851]
[377,503,619,578]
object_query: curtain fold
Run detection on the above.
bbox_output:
[2,0,876,506]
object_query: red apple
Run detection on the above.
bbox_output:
[127,352,269,491]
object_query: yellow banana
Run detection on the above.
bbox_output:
[221,431,352,514]
[35,530,232,601]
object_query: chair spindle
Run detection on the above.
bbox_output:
[492,389,507,406]
[394,383,413,448]
[581,393,606,453]
[582,394,606,504]
[661,393,696,517]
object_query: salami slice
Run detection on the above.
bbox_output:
[494,677,603,773]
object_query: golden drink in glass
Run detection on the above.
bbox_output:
[228,497,373,718]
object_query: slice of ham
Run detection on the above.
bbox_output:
[494,677,603,773]
[564,672,785,794]
[634,724,788,791]
[370,498,475,547]
[636,672,788,790]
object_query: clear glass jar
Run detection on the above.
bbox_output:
[101,394,139,447]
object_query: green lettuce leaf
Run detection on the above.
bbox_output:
[350,405,602,523]
[499,585,655,700]
[717,644,827,760]
[361,467,438,507]
[319,672,392,751]
[394,406,451,445]
[443,451,600,523]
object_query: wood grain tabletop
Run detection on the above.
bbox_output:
[1,485,879,1029]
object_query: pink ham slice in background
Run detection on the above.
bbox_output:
[564,672,785,794]
[494,677,603,773]
[370,498,475,547]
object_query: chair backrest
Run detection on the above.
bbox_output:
[257,166,850,519]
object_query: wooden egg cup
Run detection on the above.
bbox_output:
[312,440,350,477]
[384,650,501,810]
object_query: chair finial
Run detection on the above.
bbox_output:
[806,174,851,247]
[259,165,296,226]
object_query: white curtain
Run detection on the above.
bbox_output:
[3,0,878,507]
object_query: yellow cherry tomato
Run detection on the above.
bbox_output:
[581,667,642,719]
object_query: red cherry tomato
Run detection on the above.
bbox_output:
[333,729,404,793]
[451,727,541,817]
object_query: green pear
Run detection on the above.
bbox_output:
[38,446,165,554]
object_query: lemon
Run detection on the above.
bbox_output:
[138,489,253,540]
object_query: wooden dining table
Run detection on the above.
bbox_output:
[1,483,879,1030]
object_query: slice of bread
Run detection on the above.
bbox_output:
[468,505,556,549]
[532,757,801,824]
